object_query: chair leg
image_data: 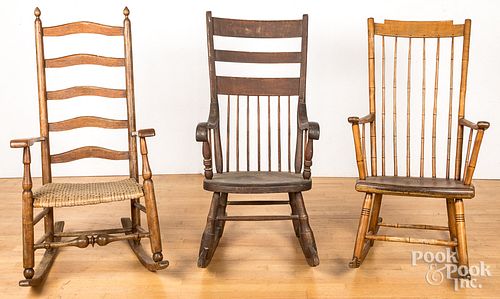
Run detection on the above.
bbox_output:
[455,199,471,279]
[215,193,228,238]
[349,193,373,268]
[288,192,300,237]
[131,198,141,236]
[44,208,55,243]
[22,191,34,280]
[142,179,163,263]
[368,194,382,246]
[291,192,319,267]
[198,192,221,268]
[446,198,457,242]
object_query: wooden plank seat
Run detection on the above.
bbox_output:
[33,178,143,208]
[204,171,312,193]
[356,176,474,199]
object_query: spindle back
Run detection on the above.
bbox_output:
[365,19,473,180]
[34,7,138,184]
[206,12,309,173]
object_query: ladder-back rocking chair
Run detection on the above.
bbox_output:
[196,12,320,267]
[348,19,490,277]
[10,8,168,286]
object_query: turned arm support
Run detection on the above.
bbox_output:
[459,118,490,185]
[298,102,320,179]
[348,113,374,180]
[133,129,156,181]
[10,136,44,201]
[196,122,213,179]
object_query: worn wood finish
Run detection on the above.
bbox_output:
[46,86,126,100]
[9,7,167,286]
[197,12,318,267]
[43,21,123,36]
[348,18,490,272]
[49,116,128,131]
[45,54,125,68]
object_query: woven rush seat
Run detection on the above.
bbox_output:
[33,178,144,208]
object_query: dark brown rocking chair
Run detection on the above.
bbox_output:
[348,18,490,278]
[10,8,168,286]
[196,12,320,267]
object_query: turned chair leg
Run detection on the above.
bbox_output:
[22,191,35,280]
[446,198,458,246]
[291,192,319,267]
[131,198,142,235]
[288,192,300,237]
[198,192,221,268]
[368,194,382,246]
[44,208,55,243]
[143,180,163,263]
[216,193,228,238]
[350,193,373,268]
[454,199,470,279]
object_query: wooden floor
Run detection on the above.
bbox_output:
[1,175,499,298]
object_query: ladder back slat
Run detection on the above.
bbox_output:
[432,38,441,178]
[51,146,128,163]
[217,77,300,96]
[420,38,427,177]
[446,37,455,179]
[49,116,128,132]
[214,50,301,63]
[406,38,412,177]
[212,18,302,38]
[45,54,124,68]
[43,21,123,36]
[392,37,398,176]
[46,86,126,100]
[374,20,464,38]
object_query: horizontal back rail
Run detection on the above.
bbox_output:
[375,20,464,38]
[47,86,126,100]
[45,54,124,68]
[214,50,301,63]
[217,77,300,96]
[212,17,302,38]
[49,116,128,132]
[43,21,123,36]
[50,146,129,163]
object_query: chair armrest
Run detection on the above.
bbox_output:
[307,121,320,140]
[196,122,209,142]
[348,113,375,125]
[459,118,490,130]
[10,137,45,148]
[131,128,156,138]
[462,118,490,185]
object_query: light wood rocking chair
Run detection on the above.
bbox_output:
[10,7,168,286]
[196,12,320,267]
[348,18,490,278]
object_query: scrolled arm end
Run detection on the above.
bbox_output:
[196,122,209,142]
[348,113,375,125]
[132,128,156,138]
[307,121,320,140]
[477,121,490,130]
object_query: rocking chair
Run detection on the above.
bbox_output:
[10,7,168,286]
[196,12,320,267]
[348,19,490,278]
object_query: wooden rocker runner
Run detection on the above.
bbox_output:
[196,12,320,267]
[10,7,168,287]
[348,18,489,278]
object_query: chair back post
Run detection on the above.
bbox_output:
[295,14,308,174]
[34,8,52,184]
[367,18,378,176]
[454,19,471,180]
[123,7,139,181]
[206,11,224,174]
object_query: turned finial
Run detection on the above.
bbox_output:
[123,7,130,18]
[34,7,41,18]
